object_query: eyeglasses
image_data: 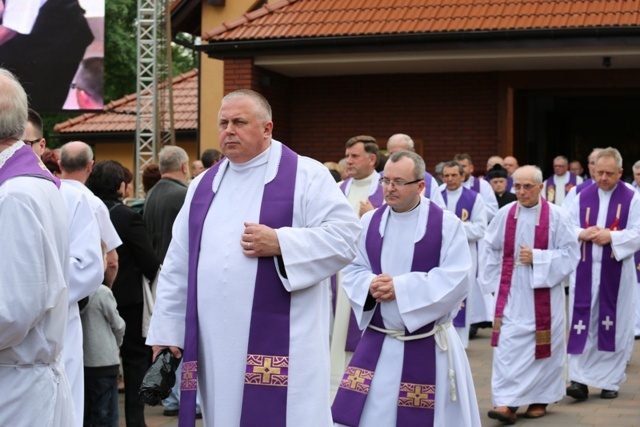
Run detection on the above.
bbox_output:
[379,178,423,188]
[513,183,536,191]
[23,138,42,147]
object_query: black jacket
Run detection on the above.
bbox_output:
[104,199,160,308]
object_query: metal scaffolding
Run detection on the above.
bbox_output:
[135,0,175,198]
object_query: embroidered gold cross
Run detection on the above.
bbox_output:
[253,358,280,383]
[345,369,366,389]
[407,385,429,406]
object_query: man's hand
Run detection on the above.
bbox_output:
[359,199,374,217]
[241,222,281,257]
[152,345,182,362]
[592,228,612,246]
[370,273,396,302]
[579,226,601,242]
[519,245,533,265]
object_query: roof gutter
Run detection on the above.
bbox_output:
[197,27,640,59]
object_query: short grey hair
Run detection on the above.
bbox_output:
[442,161,464,176]
[513,165,543,183]
[60,141,94,172]
[595,147,623,169]
[222,89,272,122]
[553,155,569,165]
[388,150,425,180]
[159,145,189,174]
[633,160,640,171]
[0,68,28,142]
[388,133,414,150]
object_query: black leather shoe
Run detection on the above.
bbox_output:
[469,325,478,339]
[163,409,179,416]
[600,389,618,399]
[566,381,588,400]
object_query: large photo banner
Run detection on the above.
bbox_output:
[0,0,105,112]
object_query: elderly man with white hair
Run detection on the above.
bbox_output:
[479,165,579,423]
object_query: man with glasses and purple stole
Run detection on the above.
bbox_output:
[332,150,481,427]
[479,165,579,424]
[146,89,361,426]
[440,160,487,348]
[0,68,75,425]
[566,147,640,401]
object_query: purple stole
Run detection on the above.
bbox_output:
[339,176,384,351]
[575,178,594,195]
[567,183,634,354]
[491,199,552,359]
[179,145,298,427]
[469,176,480,194]
[0,145,60,188]
[340,176,384,208]
[442,188,478,327]
[545,173,578,203]
[332,202,443,427]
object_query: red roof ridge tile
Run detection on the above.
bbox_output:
[203,0,298,39]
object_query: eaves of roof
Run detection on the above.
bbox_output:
[199,0,640,58]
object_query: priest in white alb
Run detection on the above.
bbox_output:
[479,165,579,423]
[0,68,76,426]
[332,150,481,427]
[566,147,640,401]
[146,89,361,427]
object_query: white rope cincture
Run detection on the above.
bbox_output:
[368,320,457,401]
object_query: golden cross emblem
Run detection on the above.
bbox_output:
[345,369,366,389]
[407,385,429,406]
[253,357,280,383]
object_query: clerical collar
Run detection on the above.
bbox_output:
[390,199,421,214]
[515,197,542,225]
[228,144,271,171]
[0,140,24,168]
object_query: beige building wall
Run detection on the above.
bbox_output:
[94,141,197,175]
[198,0,277,154]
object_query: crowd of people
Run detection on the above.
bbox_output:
[2,66,640,427]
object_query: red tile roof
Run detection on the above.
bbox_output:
[54,69,198,134]
[203,0,640,41]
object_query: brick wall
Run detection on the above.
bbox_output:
[225,60,500,174]
[288,73,499,174]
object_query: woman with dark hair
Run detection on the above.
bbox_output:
[87,160,160,427]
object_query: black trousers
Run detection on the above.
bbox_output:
[118,303,152,427]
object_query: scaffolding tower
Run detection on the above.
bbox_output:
[135,0,175,198]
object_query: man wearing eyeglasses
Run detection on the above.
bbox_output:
[441,161,488,347]
[333,150,481,427]
[479,165,579,423]
[386,133,446,208]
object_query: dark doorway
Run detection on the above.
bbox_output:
[513,91,640,181]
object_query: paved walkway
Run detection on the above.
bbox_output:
[120,330,640,426]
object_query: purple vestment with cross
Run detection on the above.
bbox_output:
[568,182,634,354]
[332,201,443,427]
[179,145,298,427]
